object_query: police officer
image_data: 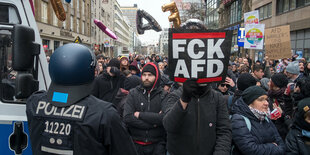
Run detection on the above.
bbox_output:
[26,43,137,155]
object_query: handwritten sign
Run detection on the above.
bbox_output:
[265,25,291,60]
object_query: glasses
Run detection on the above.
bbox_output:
[220,84,231,88]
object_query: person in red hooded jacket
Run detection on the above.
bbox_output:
[123,62,168,155]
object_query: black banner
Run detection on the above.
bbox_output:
[168,28,232,84]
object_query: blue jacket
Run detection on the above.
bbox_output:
[230,98,285,155]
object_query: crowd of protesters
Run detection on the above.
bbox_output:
[90,52,310,155]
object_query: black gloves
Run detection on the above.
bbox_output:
[110,66,120,76]
[181,79,198,103]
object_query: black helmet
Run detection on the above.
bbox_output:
[47,43,96,107]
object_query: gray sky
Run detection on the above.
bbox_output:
[117,0,171,45]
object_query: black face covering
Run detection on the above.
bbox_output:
[193,85,210,97]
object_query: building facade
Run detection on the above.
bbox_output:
[120,4,138,34]
[205,0,221,29]
[173,0,205,24]
[34,0,91,56]
[121,4,142,54]
[158,28,169,56]
[217,0,252,56]
[90,0,115,57]
[114,0,134,57]
[252,0,310,61]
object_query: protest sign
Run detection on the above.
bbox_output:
[265,25,291,60]
[244,24,265,49]
[244,10,259,25]
[168,29,232,84]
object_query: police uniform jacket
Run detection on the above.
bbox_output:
[26,91,137,155]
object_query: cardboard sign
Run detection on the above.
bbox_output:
[244,10,259,25]
[244,24,265,50]
[265,25,291,60]
[168,29,232,84]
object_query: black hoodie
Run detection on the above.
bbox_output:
[123,63,168,143]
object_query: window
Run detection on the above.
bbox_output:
[53,13,58,26]
[277,0,309,14]
[76,0,79,10]
[77,19,80,33]
[82,1,85,16]
[0,29,17,102]
[0,4,21,24]
[290,29,310,61]
[82,21,85,34]
[229,0,242,25]
[290,0,296,9]
[41,2,48,23]
[54,41,60,50]
[63,20,66,29]
[70,16,73,31]
[257,3,272,20]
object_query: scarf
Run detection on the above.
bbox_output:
[249,106,271,121]
[267,87,286,98]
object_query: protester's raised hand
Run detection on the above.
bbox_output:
[181,79,198,103]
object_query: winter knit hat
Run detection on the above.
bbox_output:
[242,86,267,105]
[107,58,120,69]
[286,61,300,75]
[237,73,257,91]
[271,73,288,88]
[142,64,156,76]
[294,97,310,131]
[260,78,270,91]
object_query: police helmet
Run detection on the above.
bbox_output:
[47,43,96,107]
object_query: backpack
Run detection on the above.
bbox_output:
[230,114,251,155]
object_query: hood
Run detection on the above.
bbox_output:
[124,75,141,91]
[141,62,161,92]
[129,60,140,74]
[231,97,260,121]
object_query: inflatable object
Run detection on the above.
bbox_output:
[136,9,162,35]
[94,19,118,40]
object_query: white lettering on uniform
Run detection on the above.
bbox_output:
[191,60,205,78]
[173,40,186,58]
[36,101,46,114]
[71,105,82,118]
[207,39,224,58]
[44,103,55,115]
[63,105,74,117]
[207,59,224,78]
[174,59,190,78]
[79,106,85,119]
[187,39,204,59]
[35,101,86,119]
[53,107,61,116]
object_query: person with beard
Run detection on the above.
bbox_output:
[92,58,125,103]
[123,62,168,155]
[286,97,310,154]
[267,73,293,140]
[163,79,231,155]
